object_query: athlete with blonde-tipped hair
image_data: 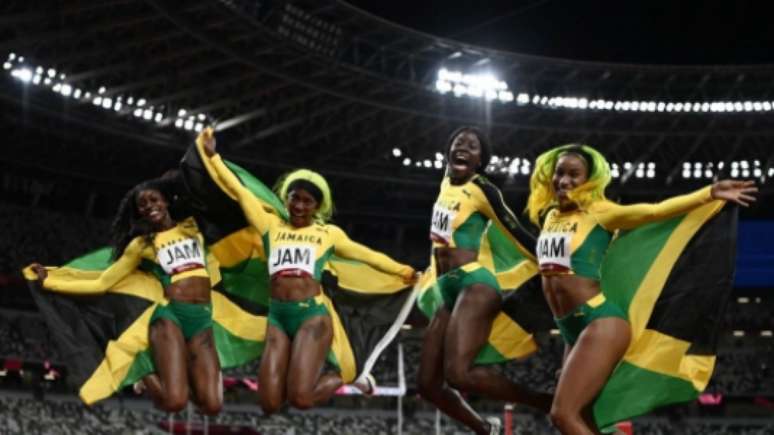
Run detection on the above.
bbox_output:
[527,144,757,434]
[199,128,417,414]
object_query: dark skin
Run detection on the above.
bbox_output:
[545,153,758,435]
[201,132,375,414]
[418,131,552,435]
[32,189,222,415]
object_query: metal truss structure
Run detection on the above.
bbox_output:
[1,0,773,221]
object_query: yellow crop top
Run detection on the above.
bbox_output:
[42,218,210,294]
[430,175,536,258]
[536,186,714,280]
[208,154,415,282]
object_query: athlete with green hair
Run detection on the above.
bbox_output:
[199,128,416,414]
[527,144,757,434]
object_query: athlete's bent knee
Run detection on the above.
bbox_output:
[444,362,474,392]
[550,404,581,433]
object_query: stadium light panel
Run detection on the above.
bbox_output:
[435,152,443,160]
[434,160,443,169]
[11,67,32,82]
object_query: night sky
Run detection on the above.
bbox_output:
[347,0,774,65]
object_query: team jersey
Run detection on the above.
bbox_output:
[208,154,414,282]
[42,218,212,293]
[430,175,536,258]
[536,186,713,280]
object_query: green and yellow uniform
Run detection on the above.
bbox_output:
[208,154,414,337]
[536,186,714,344]
[41,218,216,339]
[429,175,536,308]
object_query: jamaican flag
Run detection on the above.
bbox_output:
[592,201,736,427]
[23,245,264,405]
[416,222,550,365]
[179,134,417,386]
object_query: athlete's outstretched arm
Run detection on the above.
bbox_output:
[25,238,144,294]
[594,180,756,231]
[330,225,415,282]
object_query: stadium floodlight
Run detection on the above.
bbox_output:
[414,161,421,168]
[646,169,655,179]
[113,101,122,111]
[435,152,443,161]
[154,113,163,123]
[8,53,15,60]
[143,109,153,120]
[47,68,55,78]
[60,84,72,97]
[194,123,203,132]
[11,67,32,82]
[2,62,11,70]
[73,88,82,99]
[517,93,530,104]
[769,168,774,177]
[93,96,102,106]
[434,160,443,169]
[392,148,402,158]
[197,113,206,121]
[133,108,142,117]
[402,158,411,166]
[423,159,432,168]
[98,86,106,94]
[682,169,691,179]
[102,98,112,109]
[137,98,146,107]
[705,170,713,179]
[175,119,184,128]
[184,119,194,130]
[178,109,187,117]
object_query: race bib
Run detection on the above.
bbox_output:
[536,232,572,270]
[268,244,315,275]
[430,203,456,244]
[157,238,205,275]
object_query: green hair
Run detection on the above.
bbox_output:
[274,169,334,224]
[526,144,611,225]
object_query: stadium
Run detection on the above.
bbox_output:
[1,1,772,434]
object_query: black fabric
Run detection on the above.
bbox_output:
[320,271,413,373]
[179,145,250,244]
[644,206,737,355]
[28,282,152,388]
[473,176,538,252]
[500,277,554,332]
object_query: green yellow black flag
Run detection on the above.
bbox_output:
[416,218,550,365]
[178,137,417,385]
[24,142,415,405]
[24,246,265,405]
[592,201,736,427]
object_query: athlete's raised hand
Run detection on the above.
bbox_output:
[711,180,758,207]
